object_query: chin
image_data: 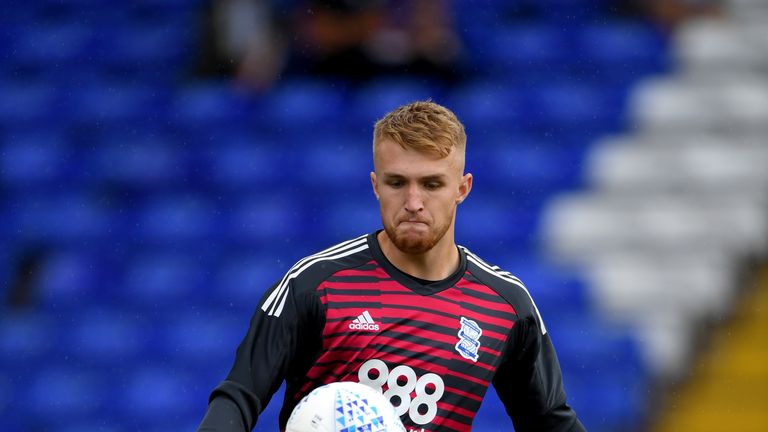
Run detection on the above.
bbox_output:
[386,227,439,254]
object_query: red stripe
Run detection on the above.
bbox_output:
[445,368,490,386]
[431,414,472,432]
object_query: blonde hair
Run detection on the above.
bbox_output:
[373,101,466,159]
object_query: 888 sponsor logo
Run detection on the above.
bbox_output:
[358,359,445,426]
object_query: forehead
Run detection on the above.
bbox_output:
[374,139,463,176]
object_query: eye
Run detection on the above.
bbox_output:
[424,181,442,191]
[387,180,404,188]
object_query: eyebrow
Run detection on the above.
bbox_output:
[381,173,447,182]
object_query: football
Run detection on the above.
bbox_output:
[286,381,406,432]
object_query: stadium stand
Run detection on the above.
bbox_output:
[7,0,763,431]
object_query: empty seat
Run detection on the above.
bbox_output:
[89,134,189,188]
[64,311,146,365]
[577,21,668,80]
[0,312,55,368]
[11,193,113,244]
[447,81,524,133]
[481,24,571,80]
[65,82,169,127]
[133,195,216,243]
[521,83,623,133]
[205,136,287,191]
[118,367,198,421]
[120,252,208,307]
[296,132,371,188]
[0,81,57,128]
[322,201,381,241]
[223,196,303,245]
[675,19,766,74]
[170,82,252,131]
[350,77,438,127]
[35,249,110,310]
[213,253,285,307]
[23,366,104,421]
[0,130,70,187]
[456,199,540,249]
[160,312,246,366]
[263,78,346,131]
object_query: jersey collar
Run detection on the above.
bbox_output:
[367,231,467,295]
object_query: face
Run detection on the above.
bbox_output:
[371,138,472,255]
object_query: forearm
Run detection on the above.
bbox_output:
[197,397,247,432]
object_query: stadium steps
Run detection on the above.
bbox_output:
[652,263,768,432]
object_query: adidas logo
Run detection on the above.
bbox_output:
[349,310,380,331]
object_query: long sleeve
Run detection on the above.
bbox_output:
[494,316,586,432]
[196,279,325,431]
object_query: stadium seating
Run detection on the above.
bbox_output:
[0,1,682,431]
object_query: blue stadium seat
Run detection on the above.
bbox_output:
[263,78,347,132]
[0,130,70,187]
[350,77,438,127]
[133,195,217,243]
[0,312,55,369]
[480,24,572,81]
[11,22,92,71]
[576,22,669,82]
[0,81,58,129]
[118,367,199,422]
[224,196,304,246]
[501,259,592,316]
[456,199,540,250]
[523,82,623,136]
[212,253,285,307]
[65,82,169,127]
[22,366,104,422]
[11,193,114,244]
[170,81,253,132]
[120,252,209,307]
[296,132,371,189]
[547,316,648,431]
[323,200,381,241]
[479,134,586,192]
[96,20,196,81]
[89,134,189,188]
[204,135,287,191]
[446,81,524,134]
[160,312,247,366]
[34,249,110,310]
[64,312,146,366]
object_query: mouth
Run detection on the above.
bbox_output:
[399,220,428,228]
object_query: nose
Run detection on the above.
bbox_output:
[404,185,424,213]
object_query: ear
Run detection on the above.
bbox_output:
[370,171,379,200]
[457,172,472,204]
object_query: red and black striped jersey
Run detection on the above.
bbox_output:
[199,232,585,432]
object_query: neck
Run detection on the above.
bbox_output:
[377,230,459,281]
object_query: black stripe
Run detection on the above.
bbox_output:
[323,287,383,297]
[325,275,392,283]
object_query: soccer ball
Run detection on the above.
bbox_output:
[286,381,406,432]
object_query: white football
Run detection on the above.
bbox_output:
[286,381,406,432]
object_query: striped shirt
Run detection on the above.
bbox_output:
[200,232,584,432]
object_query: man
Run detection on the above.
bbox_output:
[197,101,585,431]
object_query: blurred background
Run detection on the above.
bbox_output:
[1,0,767,431]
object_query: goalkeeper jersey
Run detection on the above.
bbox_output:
[198,232,585,432]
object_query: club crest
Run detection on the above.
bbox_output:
[455,316,482,362]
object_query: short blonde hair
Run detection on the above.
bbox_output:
[373,101,466,159]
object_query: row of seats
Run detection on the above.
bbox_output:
[1,310,645,432]
[0,1,665,431]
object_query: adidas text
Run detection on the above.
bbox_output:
[349,322,380,331]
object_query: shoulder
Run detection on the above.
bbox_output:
[460,246,548,335]
[260,234,373,316]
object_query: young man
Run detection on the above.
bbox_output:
[197,101,585,431]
